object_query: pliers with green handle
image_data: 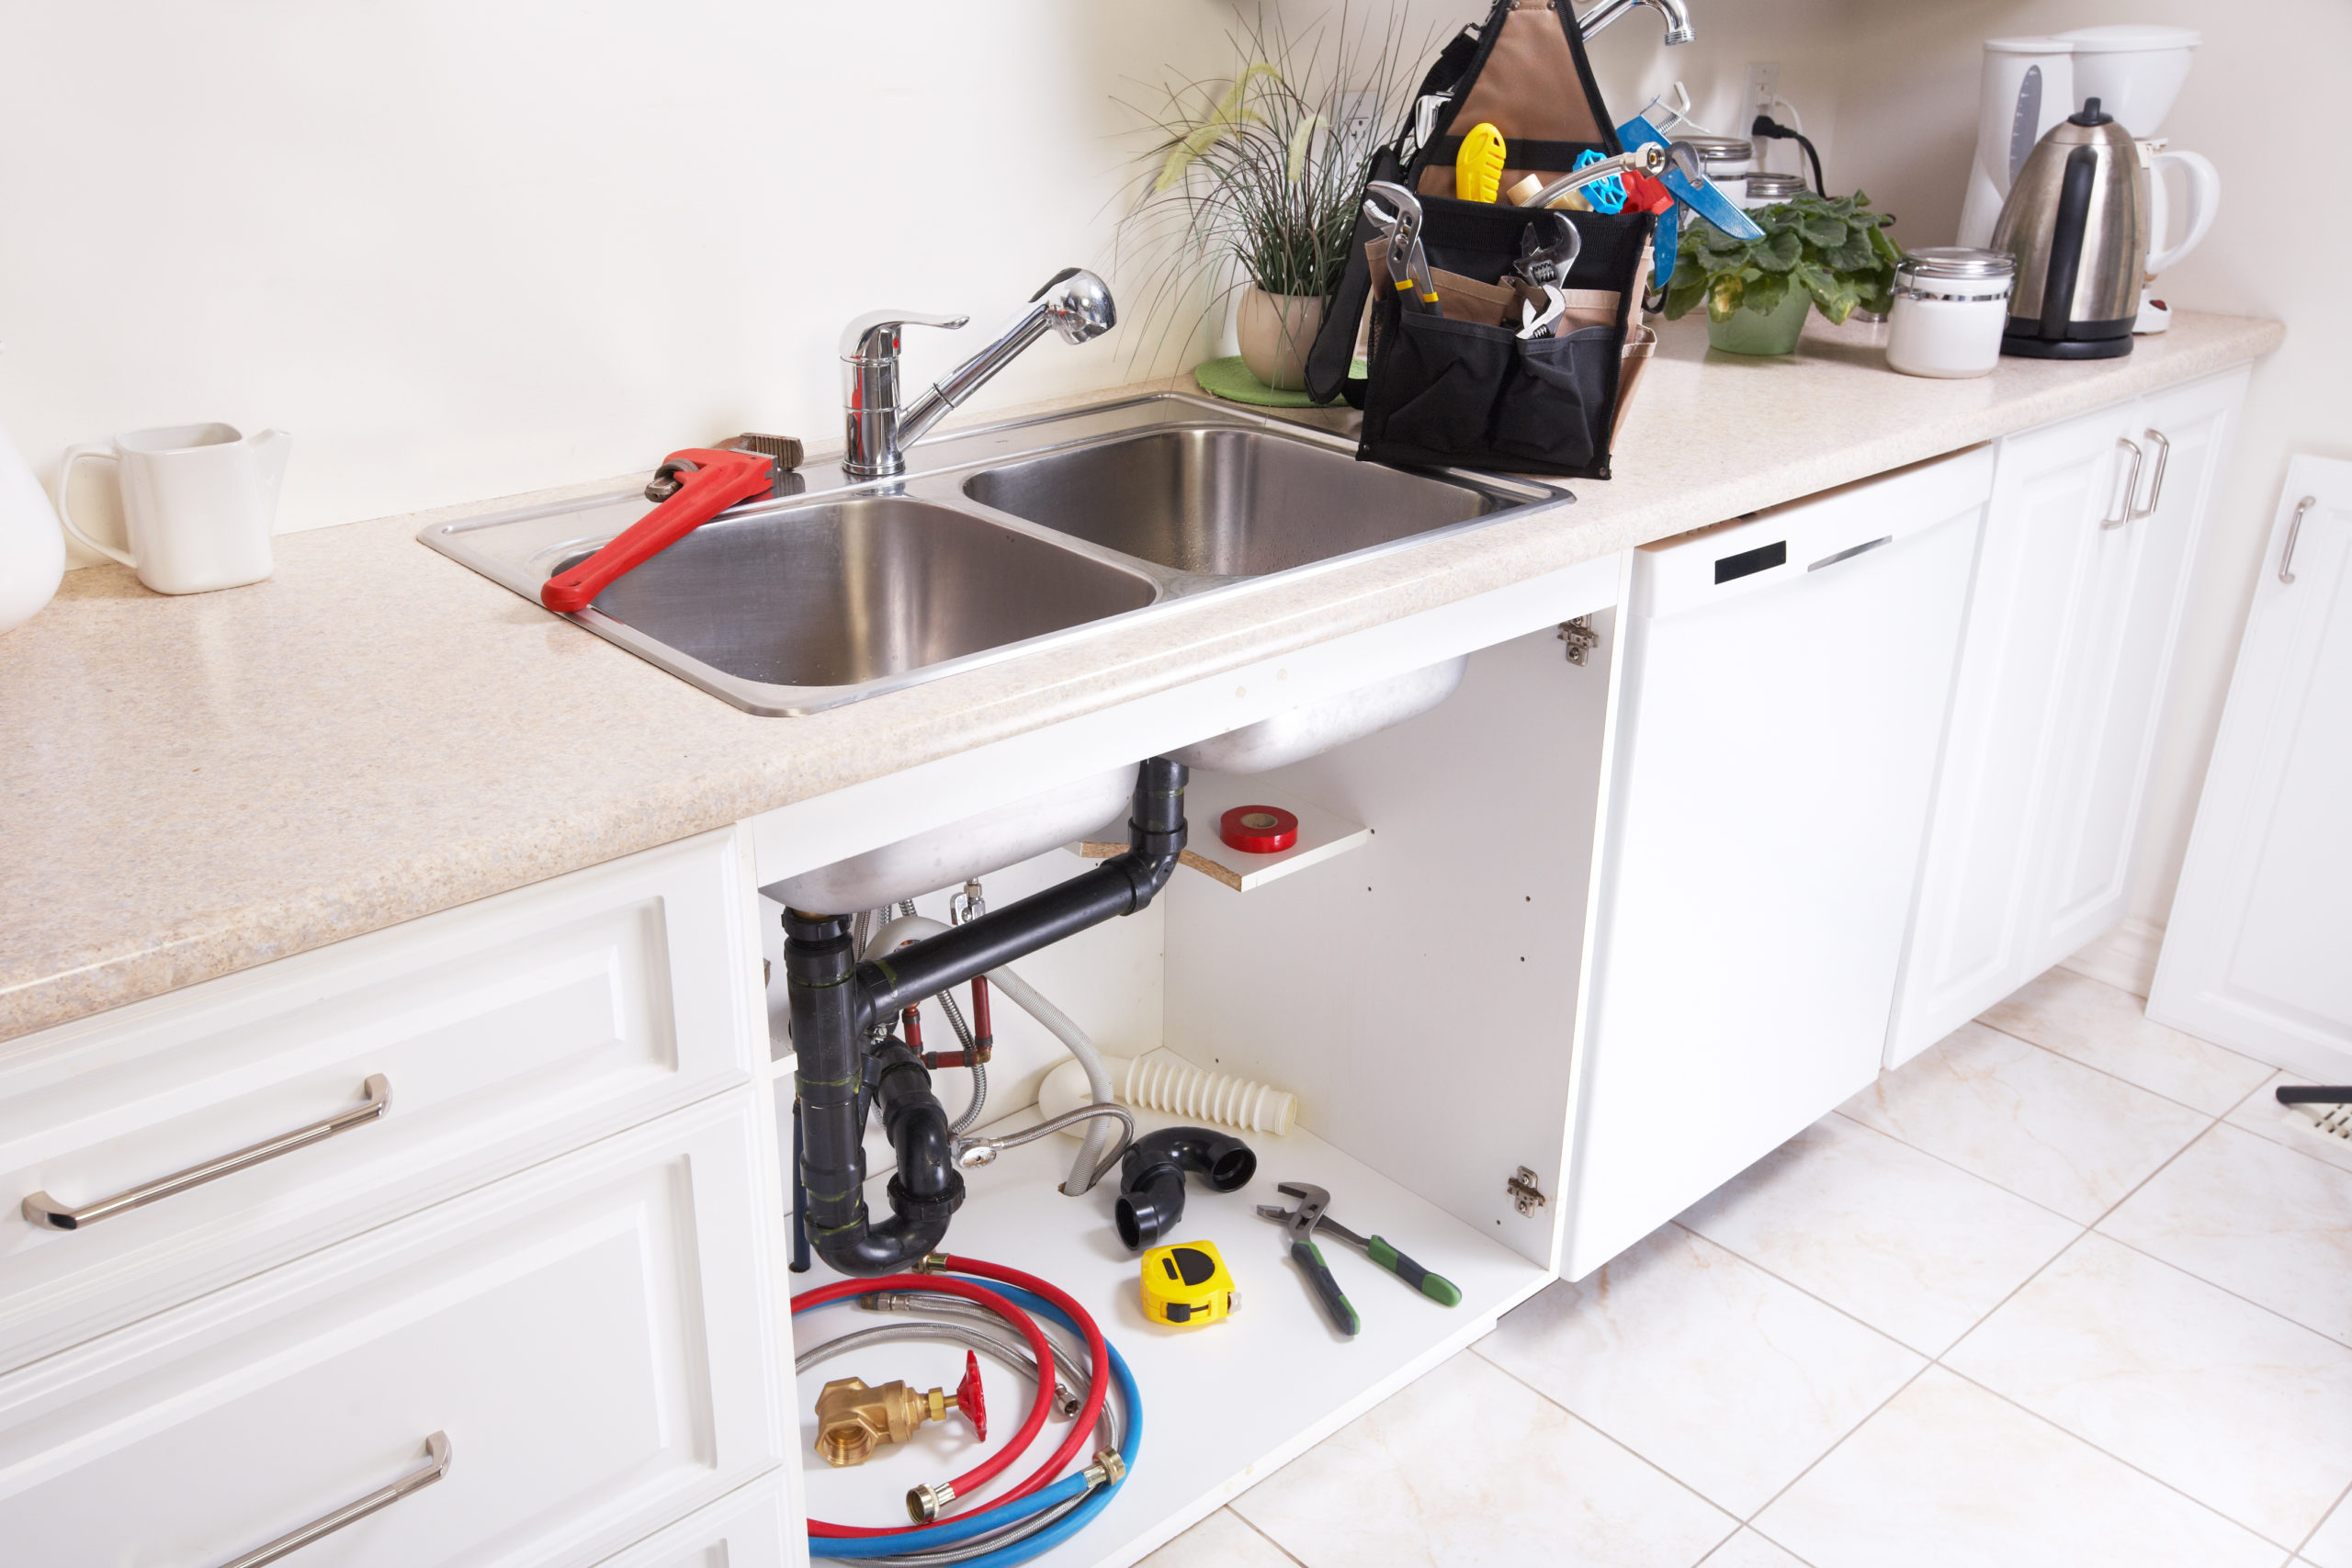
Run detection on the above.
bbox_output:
[1257,1181,1463,1337]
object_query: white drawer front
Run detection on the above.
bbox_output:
[593,1472,797,1568]
[0,1093,783,1568]
[0,828,762,1371]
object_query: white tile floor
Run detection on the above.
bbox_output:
[1141,968,2352,1568]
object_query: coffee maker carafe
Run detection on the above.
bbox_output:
[1992,98,2145,359]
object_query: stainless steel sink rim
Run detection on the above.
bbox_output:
[416,393,1573,716]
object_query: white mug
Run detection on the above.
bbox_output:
[57,423,290,595]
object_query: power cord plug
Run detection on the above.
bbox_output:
[1750,114,1825,197]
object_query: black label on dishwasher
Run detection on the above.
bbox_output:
[1714,540,1788,583]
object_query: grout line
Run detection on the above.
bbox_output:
[1736,1360,1937,1525]
[1696,1523,1824,1568]
[1664,1218,1955,1359]
[1937,1361,2310,1553]
[1931,1224,2095,1364]
[1972,1017,2259,1119]
[1826,1107,2098,1228]
[2290,1476,2352,1561]
[2095,1225,2352,1351]
[1471,1348,1747,1534]
[1229,1507,1313,1568]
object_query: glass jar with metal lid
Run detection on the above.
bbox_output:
[1887,247,2015,378]
[1738,171,1808,209]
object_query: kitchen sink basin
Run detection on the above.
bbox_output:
[416,393,1567,715]
[561,496,1155,690]
[961,426,1508,577]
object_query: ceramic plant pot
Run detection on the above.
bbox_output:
[1235,288,1327,391]
[1706,287,1812,356]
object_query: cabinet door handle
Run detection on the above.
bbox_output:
[2280,495,2315,584]
[21,1074,392,1231]
[218,1430,450,1568]
[2130,428,2171,520]
[2102,437,2145,529]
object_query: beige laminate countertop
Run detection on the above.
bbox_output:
[0,310,2281,1044]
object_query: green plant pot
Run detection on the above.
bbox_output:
[1706,288,1812,356]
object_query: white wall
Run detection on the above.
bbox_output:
[4,0,1475,556]
[11,0,2320,955]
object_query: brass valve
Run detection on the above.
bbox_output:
[814,1350,987,1467]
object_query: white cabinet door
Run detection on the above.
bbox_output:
[1889,400,2139,1064]
[0,1095,783,1568]
[2150,460,2352,1079]
[1888,372,2246,1066]
[2035,370,2243,962]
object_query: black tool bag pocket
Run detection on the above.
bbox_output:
[1490,324,1617,469]
[1360,310,1515,466]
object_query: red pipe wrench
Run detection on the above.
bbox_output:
[539,446,775,614]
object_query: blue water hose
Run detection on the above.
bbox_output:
[808,1283,1141,1566]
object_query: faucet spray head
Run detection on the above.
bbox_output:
[1034,267,1116,344]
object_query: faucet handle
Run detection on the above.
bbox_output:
[840,309,970,363]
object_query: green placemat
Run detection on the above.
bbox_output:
[1193,355,1365,407]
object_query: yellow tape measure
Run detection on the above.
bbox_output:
[1138,1239,1237,1327]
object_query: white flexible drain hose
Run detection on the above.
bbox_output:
[866,913,1116,1196]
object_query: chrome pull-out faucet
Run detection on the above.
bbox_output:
[1576,0,1694,45]
[840,267,1116,479]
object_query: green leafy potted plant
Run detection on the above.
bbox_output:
[1662,189,1902,356]
[1120,10,1415,394]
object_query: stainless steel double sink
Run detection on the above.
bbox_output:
[418,393,1568,716]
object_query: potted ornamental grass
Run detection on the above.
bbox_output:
[1663,189,1902,355]
[1120,8,1417,393]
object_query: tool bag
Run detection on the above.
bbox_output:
[1302,0,1649,479]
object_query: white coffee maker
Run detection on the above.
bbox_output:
[1958,25,2219,333]
[1956,37,2077,253]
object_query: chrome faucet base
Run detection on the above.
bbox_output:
[841,268,1116,479]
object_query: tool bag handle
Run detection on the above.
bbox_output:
[1302,17,1489,408]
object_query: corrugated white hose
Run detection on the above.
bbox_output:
[866,914,1117,1197]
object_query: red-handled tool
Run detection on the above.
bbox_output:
[539,446,775,614]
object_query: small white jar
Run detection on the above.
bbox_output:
[1886,248,2015,378]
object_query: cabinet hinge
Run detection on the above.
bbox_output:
[1557,617,1599,666]
[1507,1166,1548,1215]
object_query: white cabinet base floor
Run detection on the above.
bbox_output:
[789,1110,1551,1568]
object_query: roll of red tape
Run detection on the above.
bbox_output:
[1220,805,1299,854]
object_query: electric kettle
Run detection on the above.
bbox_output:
[1992,97,2145,359]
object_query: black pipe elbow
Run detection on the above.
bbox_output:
[1114,1125,1256,1250]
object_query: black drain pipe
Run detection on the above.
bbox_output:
[788,758,1189,1276]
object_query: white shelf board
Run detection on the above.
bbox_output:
[788,1108,1549,1567]
[1070,778,1371,894]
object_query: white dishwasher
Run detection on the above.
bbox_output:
[1564,445,1994,1280]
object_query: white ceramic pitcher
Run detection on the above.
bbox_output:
[0,421,66,635]
[58,423,290,595]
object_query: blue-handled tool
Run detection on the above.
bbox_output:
[1618,112,1764,242]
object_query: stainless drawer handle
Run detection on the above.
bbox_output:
[2281,494,2314,584]
[21,1074,392,1231]
[2130,428,2171,519]
[2102,437,2145,529]
[219,1430,450,1568]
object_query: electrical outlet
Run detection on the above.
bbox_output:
[1336,90,1383,155]
[1745,62,1780,127]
